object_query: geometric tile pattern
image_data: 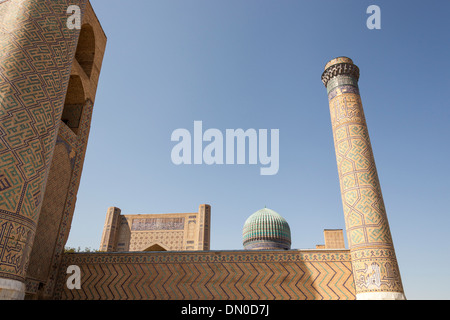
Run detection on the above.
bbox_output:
[25,99,95,298]
[0,0,87,283]
[323,229,345,249]
[322,57,404,296]
[54,250,356,300]
[129,231,184,251]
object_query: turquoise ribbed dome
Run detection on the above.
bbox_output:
[243,208,291,250]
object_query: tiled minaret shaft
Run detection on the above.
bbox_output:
[321,57,405,300]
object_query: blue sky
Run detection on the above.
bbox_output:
[66,0,450,300]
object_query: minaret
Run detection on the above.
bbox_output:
[321,57,406,300]
[0,0,88,299]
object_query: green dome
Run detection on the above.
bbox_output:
[242,208,291,250]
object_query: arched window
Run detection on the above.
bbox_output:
[75,24,95,78]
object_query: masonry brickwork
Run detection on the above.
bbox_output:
[99,205,211,252]
[56,249,355,300]
[0,1,405,301]
[0,0,106,299]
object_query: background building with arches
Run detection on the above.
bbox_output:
[0,1,405,300]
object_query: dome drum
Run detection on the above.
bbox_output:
[243,239,290,251]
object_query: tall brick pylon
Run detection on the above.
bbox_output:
[0,0,87,299]
[321,57,406,300]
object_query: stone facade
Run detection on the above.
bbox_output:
[100,205,211,252]
[322,57,405,300]
[0,1,405,301]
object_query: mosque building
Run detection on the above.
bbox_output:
[0,0,405,300]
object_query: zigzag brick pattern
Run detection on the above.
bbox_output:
[55,251,355,300]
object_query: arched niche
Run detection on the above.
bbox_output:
[61,75,85,134]
[143,243,168,252]
[75,24,95,78]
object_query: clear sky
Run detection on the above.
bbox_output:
[66,0,450,300]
